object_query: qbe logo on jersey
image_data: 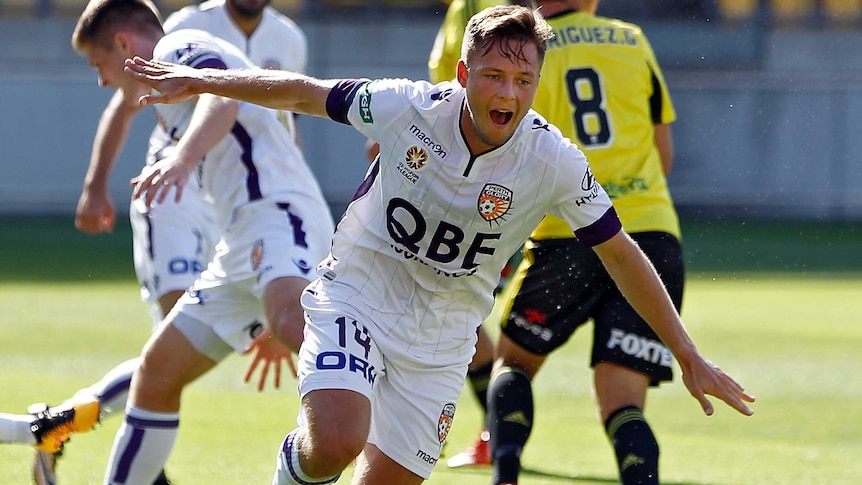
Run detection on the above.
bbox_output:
[477,183,513,225]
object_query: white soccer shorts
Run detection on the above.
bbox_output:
[297,290,471,479]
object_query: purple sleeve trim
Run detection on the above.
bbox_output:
[574,207,622,247]
[192,58,227,70]
[325,79,368,124]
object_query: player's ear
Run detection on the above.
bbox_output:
[114,32,132,55]
[456,60,468,87]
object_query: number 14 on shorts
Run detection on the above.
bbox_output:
[315,316,378,385]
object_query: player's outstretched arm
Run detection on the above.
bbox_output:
[123,57,339,118]
[76,90,141,234]
[592,230,756,416]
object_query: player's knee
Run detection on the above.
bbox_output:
[306,423,366,470]
[266,309,305,352]
[134,347,189,407]
[264,280,308,350]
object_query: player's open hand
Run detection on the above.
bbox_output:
[243,325,298,392]
[679,353,755,416]
[124,57,200,106]
[131,158,191,207]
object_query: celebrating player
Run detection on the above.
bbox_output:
[124,5,755,484]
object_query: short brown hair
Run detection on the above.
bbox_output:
[461,4,553,68]
[72,0,163,52]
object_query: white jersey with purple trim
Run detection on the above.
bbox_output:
[151,0,307,155]
[311,78,621,364]
[163,0,307,73]
[151,29,326,229]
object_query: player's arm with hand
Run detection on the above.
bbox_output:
[132,94,238,206]
[592,230,756,417]
[76,90,142,234]
[124,57,338,118]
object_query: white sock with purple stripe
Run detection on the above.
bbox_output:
[272,428,340,485]
[80,357,140,419]
[104,406,179,485]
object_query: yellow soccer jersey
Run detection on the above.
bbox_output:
[531,10,680,240]
[428,0,508,83]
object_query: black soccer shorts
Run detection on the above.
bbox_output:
[499,232,684,386]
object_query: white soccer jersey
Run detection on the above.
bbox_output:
[312,79,622,365]
[163,0,307,73]
[152,0,307,152]
[133,5,309,308]
[151,29,328,229]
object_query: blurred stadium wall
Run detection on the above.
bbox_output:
[1,2,861,220]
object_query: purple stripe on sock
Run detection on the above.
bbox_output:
[100,376,132,404]
[112,426,145,483]
[125,415,180,429]
[281,431,340,485]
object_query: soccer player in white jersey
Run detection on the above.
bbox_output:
[63,0,333,484]
[125,5,755,484]
[164,0,307,139]
[31,0,310,483]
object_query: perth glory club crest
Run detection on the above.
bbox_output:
[477,183,513,224]
[437,403,456,444]
[251,239,264,271]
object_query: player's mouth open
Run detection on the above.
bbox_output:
[490,109,513,126]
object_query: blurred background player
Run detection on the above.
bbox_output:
[486,1,684,484]
[32,0,311,483]
[69,0,333,482]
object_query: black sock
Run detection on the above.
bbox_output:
[604,405,659,485]
[468,360,493,417]
[488,366,533,485]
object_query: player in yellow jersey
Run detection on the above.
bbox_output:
[487,1,682,484]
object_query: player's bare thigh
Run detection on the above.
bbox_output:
[130,322,219,412]
[300,389,370,477]
[263,275,311,352]
[353,443,424,485]
[494,331,547,378]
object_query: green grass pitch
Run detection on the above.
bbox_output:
[1,215,862,484]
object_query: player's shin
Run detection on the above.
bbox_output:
[104,406,179,485]
[273,429,341,485]
[604,406,659,485]
[488,366,534,485]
